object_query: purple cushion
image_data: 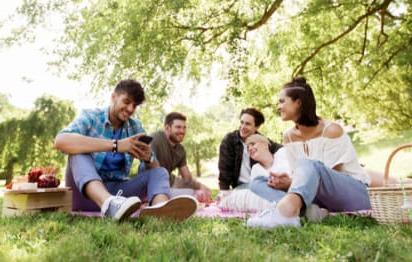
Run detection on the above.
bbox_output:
[65,166,100,212]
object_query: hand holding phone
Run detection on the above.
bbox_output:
[138,135,153,144]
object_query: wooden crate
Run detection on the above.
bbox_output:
[2,187,72,217]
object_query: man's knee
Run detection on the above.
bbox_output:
[68,154,94,166]
[152,167,170,181]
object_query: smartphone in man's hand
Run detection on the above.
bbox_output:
[138,135,153,144]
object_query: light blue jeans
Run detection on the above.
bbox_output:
[249,159,371,212]
[65,154,171,211]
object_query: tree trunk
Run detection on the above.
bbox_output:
[195,151,201,177]
[5,159,16,185]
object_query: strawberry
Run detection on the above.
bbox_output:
[37,174,60,188]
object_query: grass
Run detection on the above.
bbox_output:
[1,131,412,261]
[0,206,411,261]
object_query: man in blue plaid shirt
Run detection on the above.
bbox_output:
[55,79,197,221]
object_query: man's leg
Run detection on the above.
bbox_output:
[129,167,198,221]
[68,154,141,220]
[106,166,171,204]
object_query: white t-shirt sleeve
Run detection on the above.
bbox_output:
[250,163,269,180]
[271,148,291,175]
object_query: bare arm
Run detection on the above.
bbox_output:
[54,133,112,154]
[324,122,345,172]
[179,166,211,191]
[179,165,201,189]
[55,133,154,161]
[179,165,212,203]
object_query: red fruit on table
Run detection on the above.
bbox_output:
[28,168,43,182]
[37,174,60,188]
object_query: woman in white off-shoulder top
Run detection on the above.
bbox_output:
[247,77,371,229]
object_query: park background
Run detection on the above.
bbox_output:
[0,1,411,261]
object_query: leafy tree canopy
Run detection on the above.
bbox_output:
[2,0,411,134]
[0,93,28,121]
[0,95,75,183]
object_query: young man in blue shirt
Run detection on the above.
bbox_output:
[55,79,197,221]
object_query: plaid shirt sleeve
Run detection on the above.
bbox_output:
[59,109,95,136]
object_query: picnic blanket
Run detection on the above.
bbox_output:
[71,202,372,219]
[71,203,249,219]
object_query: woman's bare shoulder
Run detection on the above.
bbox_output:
[323,122,344,139]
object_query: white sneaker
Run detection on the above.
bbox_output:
[246,208,300,229]
[101,190,141,221]
[139,195,198,221]
[305,204,329,222]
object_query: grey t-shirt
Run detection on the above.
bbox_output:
[151,130,187,185]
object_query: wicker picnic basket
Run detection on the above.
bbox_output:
[368,143,412,224]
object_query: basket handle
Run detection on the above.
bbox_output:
[384,143,412,185]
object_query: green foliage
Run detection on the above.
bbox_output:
[0,93,27,122]
[178,103,241,176]
[0,96,75,182]
[242,0,412,135]
[175,106,218,177]
[2,0,412,136]
[0,208,411,261]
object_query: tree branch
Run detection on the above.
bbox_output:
[246,0,283,31]
[204,28,230,44]
[292,0,394,77]
[170,0,237,33]
[377,10,389,47]
[358,15,369,63]
[172,0,283,45]
[364,37,412,89]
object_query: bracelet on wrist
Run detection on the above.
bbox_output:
[112,139,118,153]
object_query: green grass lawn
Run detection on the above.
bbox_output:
[0,208,411,261]
[1,131,411,261]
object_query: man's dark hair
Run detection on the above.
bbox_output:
[114,79,145,105]
[164,112,187,126]
[240,108,265,127]
[283,76,319,126]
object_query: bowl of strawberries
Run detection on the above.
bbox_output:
[28,166,60,188]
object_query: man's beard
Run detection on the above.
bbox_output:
[169,133,183,144]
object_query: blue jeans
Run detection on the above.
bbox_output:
[249,159,371,212]
[65,154,170,211]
